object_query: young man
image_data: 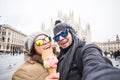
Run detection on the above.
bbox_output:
[52,20,120,80]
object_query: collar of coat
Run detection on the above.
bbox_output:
[26,54,43,64]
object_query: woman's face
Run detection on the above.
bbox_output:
[34,34,53,55]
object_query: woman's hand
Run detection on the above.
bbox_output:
[45,73,60,80]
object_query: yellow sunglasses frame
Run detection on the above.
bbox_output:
[35,36,51,46]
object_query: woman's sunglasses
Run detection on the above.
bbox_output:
[53,29,68,42]
[35,36,51,46]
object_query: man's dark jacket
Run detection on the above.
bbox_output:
[57,35,120,80]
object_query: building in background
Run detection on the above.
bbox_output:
[93,34,120,52]
[1,11,119,53]
[40,11,91,51]
[0,24,27,54]
[41,11,91,43]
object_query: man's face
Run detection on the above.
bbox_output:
[54,29,72,49]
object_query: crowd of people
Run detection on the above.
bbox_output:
[0,50,23,56]
[104,50,120,60]
[12,20,120,80]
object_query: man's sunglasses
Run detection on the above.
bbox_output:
[53,29,68,42]
[35,36,51,46]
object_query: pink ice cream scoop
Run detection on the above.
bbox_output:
[42,50,58,74]
[45,56,58,68]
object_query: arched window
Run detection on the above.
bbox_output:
[8,38,10,42]
[2,37,5,42]
[7,44,9,49]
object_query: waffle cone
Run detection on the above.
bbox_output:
[41,50,57,74]
[48,67,56,74]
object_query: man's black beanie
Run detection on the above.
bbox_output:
[53,20,76,36]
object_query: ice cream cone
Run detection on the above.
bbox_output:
[41,50,57,74]
[48,67,56,74]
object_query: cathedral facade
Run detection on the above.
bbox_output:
[41,11,91,43]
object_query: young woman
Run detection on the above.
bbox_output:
[12,31,59,80]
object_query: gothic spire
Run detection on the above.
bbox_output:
[116,34,119,41]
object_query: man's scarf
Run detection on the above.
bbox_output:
[57,34,85,80]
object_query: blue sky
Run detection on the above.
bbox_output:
[0,0,120,42]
